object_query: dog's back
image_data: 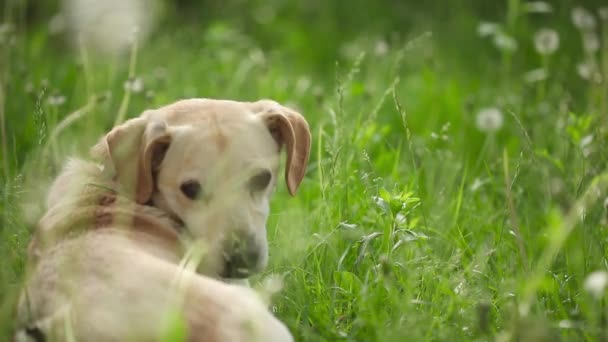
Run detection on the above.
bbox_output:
[17,158,292,341]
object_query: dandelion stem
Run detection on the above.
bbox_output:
[78,35,93,99]
[114,34,139,126]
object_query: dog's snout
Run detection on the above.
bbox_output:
[221,233,261,279]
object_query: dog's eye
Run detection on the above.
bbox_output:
[249,169,272,193]
[180,180,201,200]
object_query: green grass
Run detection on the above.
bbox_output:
[2,1,608,341]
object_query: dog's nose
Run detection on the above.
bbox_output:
[221,233,261,279]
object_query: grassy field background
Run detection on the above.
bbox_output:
[2,0,608,340]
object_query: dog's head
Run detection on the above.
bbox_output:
[92,99,311,278]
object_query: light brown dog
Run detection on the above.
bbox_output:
[15,99,311,341]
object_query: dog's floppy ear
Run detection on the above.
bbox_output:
[91,114,171,203]
[257,106,311,196]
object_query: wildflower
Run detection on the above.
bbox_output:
[577,61,594,80]
[558,320,575,329]
[571,7,596,31]
[580,134,593,157]
[477,22,500,37]
[524,2,553,13]
[63,0,158,55]
[534,29,559,55]
[374,40,389,56]
[47,94,66,106]
[523,68,548,83]
[123,77,143,93]
[582,32,599,53]
[493,32,518,52]
[475,107,504,133]
[584,270,608,299]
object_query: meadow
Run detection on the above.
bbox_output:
[1,0,608,340]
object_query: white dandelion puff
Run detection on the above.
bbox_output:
[47,94,66,106]
[571,7,596,31]
[62,0,159,55]
[523,68,548,83]
[374,39,389,56]
[123,77,144,93]
[584,270,608,299]
[477,22,500,37]
[524,2,553,14]
[476,107,504,133]
[534,28,559,55]
[582,32,600,53]
[577,61,594,80]
[493,32,518,52]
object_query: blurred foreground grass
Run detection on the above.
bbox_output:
[2,0,608,340]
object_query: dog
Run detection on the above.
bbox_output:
[15,99,311,341]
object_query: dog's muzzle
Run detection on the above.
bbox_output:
[220,232,262,279]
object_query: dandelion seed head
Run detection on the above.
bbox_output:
[523,68,548,83]
[582,32,600,53]
[572,7,596,31]
[123,77,144,93]
[534,29,559,55]
[584,270,608,299]
[493,32,518,52]
[558,320,575,329]
[47,94,66,106]
[477,22,500,37]
[62,0,159,56]
[577,61,594,80]
[524,2,553,14]
[374,40,389,56]
[475,107,504,133]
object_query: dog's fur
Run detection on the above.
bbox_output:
[15,99,311,341]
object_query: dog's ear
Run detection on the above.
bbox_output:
[258,105,311,196]
[91,115,171,203]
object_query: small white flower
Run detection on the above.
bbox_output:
[493,32,518,52]
[577,61,594,80]
[262,274,284,295]
[47,94,66,106]
[523,68,548,83]
[558,320,575,329]
[454,281,465,295]
[582,32,600,53]
[584,270,608,299]
[599,7,608,20]
[470,178,484,192]
[524,2,553,14]
[580,134,593,149]
[477,22,500,37]
[374,39,389,56]
[571,7,596,31]
[123,77,143,93]
[476,107,504,133]
[534,29,559,55]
